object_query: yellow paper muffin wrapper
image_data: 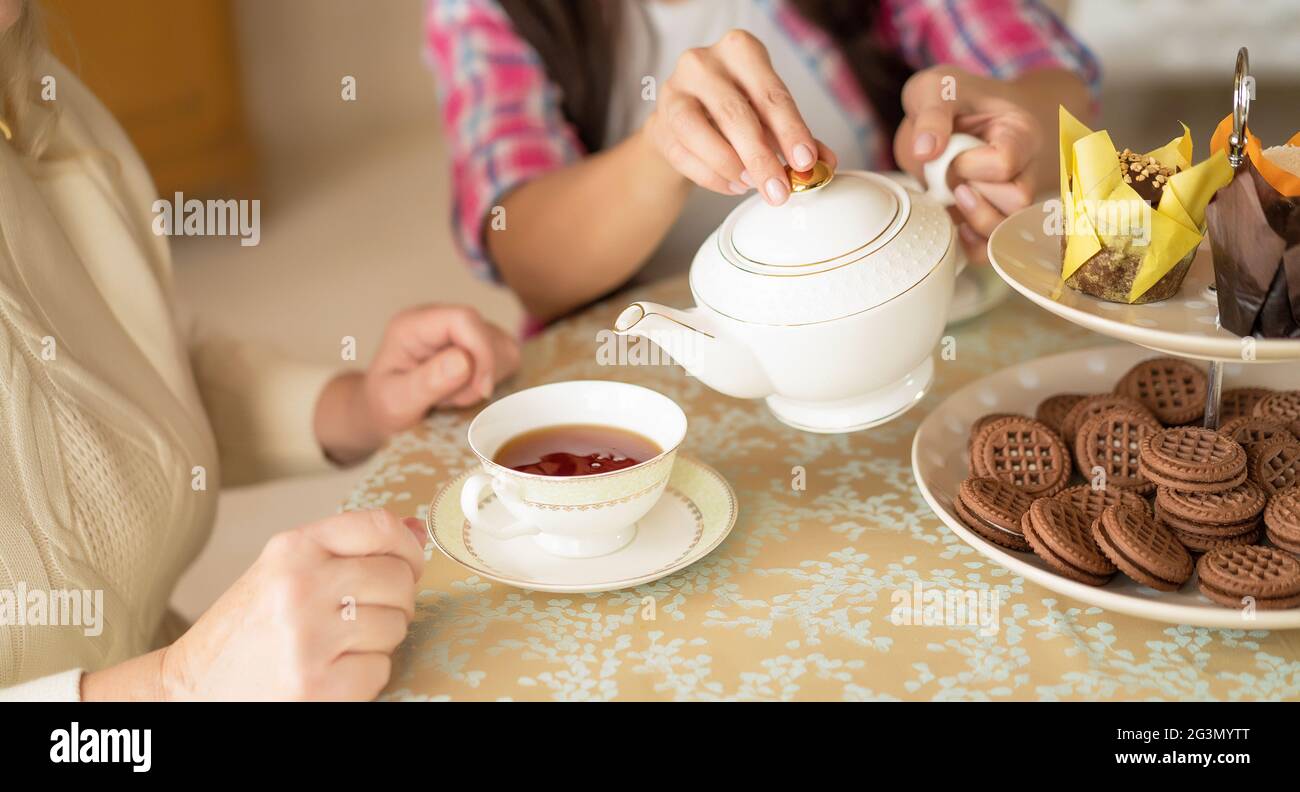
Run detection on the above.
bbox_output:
[1058,107,1233,302]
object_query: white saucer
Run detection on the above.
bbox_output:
[426,454,738,593]
[911,344,1300,630]
[988,203,1300,363]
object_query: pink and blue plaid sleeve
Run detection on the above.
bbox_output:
[881,0,1101,95]
[425,0,586,281]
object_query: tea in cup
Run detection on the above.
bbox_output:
[461,381,688,558]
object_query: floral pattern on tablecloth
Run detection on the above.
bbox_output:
[343,276,1300,701]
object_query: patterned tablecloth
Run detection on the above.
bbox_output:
[345,275,1300,701]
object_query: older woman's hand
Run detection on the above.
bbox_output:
[159,510,425,700]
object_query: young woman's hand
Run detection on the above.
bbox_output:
[159,510,425,700]
[893,66,1044,263]
[315,304,520,464]
[643,29,837,206]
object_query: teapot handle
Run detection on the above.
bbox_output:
[921,133,985,207]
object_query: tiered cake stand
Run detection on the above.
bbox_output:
[909,49,1300,626]
[986,47,1300,427]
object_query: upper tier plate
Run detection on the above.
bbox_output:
[987,203,1300,363]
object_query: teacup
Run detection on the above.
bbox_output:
[461,381,688,558]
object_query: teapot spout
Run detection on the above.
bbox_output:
[613,302,773,399]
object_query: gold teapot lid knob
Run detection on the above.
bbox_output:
[787,160,833,193]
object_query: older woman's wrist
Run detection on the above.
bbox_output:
[80,648,172,701]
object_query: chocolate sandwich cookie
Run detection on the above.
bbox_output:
[1218,416,1296,453]
[1263,486,1300,555]
[1254,391,1300,437]
[1060,394,1153,442]
[967,413,1025,467]
[954,477,1034,552]
[969,413,1023,446]
[1154,503,1260,556]
[1036,394,1086,437]
[1246,434,1300,495]
[1220,388,1275,421]
[1115,357,1207,426]
[968,417,1004,474]
[1138,428,1247,493]
[968,414,1011,466]
[1144,468,1249,493]
[1074,409,1162,492]
[1055,483,1152,523]
[1154,481,1267,527]
[1022,498,1116,586]
[1093,504,1193,591]
[1196,545,1300,610]
[1154,505,1259,539]
[1169,525,1260,554]
[974,416,1072,497]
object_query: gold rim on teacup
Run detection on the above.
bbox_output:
[466,380,687,483]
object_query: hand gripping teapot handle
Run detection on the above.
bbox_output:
[921,133,985,207]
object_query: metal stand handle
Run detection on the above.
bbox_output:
[1204,48,1250,431]
[1228,47,1252,169]
[1204,360,1225,430]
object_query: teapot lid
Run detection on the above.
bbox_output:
[690,165,955,325]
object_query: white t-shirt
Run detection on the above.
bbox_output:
[607,0,867,284]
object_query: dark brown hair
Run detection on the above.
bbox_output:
[497,0,911,153]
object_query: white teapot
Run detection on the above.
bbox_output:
[614,134,982,433]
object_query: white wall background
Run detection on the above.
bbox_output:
[170,0,522,620]
[1068,0,1300,147]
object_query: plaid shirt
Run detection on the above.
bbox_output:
[426,0,1100,281]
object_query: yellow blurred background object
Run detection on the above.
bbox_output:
[43,0,256,197]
